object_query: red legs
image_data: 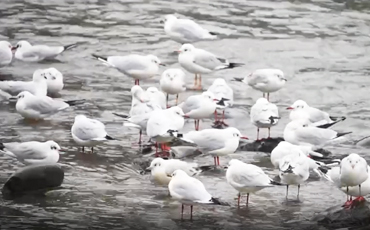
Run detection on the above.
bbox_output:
[214,157,217,166]
[213,156,220,166]
[217,156,220,166]
[175,94,179,106]
[246,193,249,206]
[194,120,200,131]
[237,193,241,208]
[256,128,260,140]
[221,110,228,126]
[181,204,184,219]
[154,143,171,158]
[268,127,271,138]
[135,79,140,85]
[180,204,194,220]
[138,130,142,145]
[190,205,193,220]
[166,94,170,108]
[214,111,218,122]
[193,74,198,88]
[197,75,202,90]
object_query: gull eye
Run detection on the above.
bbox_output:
[184,49,188,52]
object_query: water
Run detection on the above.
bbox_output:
[1,0,370,229]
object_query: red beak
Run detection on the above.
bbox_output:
[286,107,293,110]
[175,50,181,53]
[159,63,166,66]
[213,99,219,101]
[240,136,249,140]
[11,46,17,51]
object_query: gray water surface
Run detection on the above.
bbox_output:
[1,0,370,229]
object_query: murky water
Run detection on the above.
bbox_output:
[1,0,370,229]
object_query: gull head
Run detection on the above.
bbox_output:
[32,69,48,82]
[171,169,188,178]
[226,127,248,140]
[163,14,177,23]
[131,85,149,103]
[146,87,159,94]
[212,78,227,86]
[177,44,194,53]
[0,41,13,51]
[46,140,64,154]
[169,106,185,117]
[343,153,366,169]
[162,68,185,81]
[45,67,63,81]
[202,91,216,101]
[75,114,87,122]
[146,157,165,171]
[287,100,308,110]
[147,55,165,66]
[15,91,33,100]
[228,159,243,167]
[285,119,309,131]
[13,40,32,51]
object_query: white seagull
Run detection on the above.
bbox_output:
[234,69,286,101]
[146,87,166,110]
[179,91,217,130]
[182,127,248,166]
[129,85,160,117]
[0,140,64,165]
[162,14,217,44]
[71,115,115,153]
[43,67,64,95]
[177,44,243,90]
[14,40,77,62]
[226,159,282,207]
[159,68,186,107]
[250,98,280,140]
[146,157,201,186]
[283,119,352,148]
[207,78,233,127]
[279,152,310,199]
[0,41,13,67]
[92,53,165,85]
[0,69,48,96]
[168,169,221,219]
[14,91,84,120]
[287,100,345,128]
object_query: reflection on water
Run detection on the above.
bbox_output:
[1,0,370,229]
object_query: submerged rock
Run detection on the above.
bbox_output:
[2,164,64,199]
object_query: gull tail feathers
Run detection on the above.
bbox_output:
[65,99,86,106]
[270,180,284,186]
[105,135,115,140]
[329,116,346,122]
[335,131,352,139]
[0,143,4,151]
[217,63,244,70]
[63,43,78,51]
[232,77,244,82]
[316,119,343,129]
[209,197,227,205]
[92,54,113,67]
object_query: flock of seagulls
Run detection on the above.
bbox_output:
[0,14,368,219]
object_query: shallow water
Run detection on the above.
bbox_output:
[1,0,370,229]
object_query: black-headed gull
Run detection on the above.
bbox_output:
[146,87,166,110]
[0,69,48,96]
[226,159,282,207]
[0,140,64,165]
[234,69,286,101]
[207,78,234,127]
[0,41,13,67]
[159,68,186,107]
[71,115,115,153]
[283,119,352,147]
[13,40,77,62]
[340,153,368,201]
[177,44,243,90]
[146,158,201,186]
[92,54,165,85]
[14,91,84,120]
[287,100,345,128]
[169,169,221,219]
[129,85,161,117]
[250,98,280,140]
[279,151,310,199]
[179,91,217,130]
[182,127,248,166]
[146,106,185,157]
[162,15,217,44]
[44,67,64,95]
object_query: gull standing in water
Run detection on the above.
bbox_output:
[287,100,345,128]
[234,69,286,101]
[207,78,234,127]
[177,44,243,90]
[92,54,165,85]
[0,140,64,165]
[250,98,280,140]
[71,115,115,153]
[182,127,248,166]
[0,41,13,67]
[129,85,160,116]
[162,15,217,44]
[43,67,64,95]
[226,159,282,207]
[13,40,77,62]
[279,152,310,200]
[160,68,186,107]
[179,91,217,131]
[168,169,221,219]
[146,87,166,110]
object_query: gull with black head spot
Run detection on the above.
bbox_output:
[160,68,186,107]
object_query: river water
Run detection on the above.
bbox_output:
[1,0,370,229]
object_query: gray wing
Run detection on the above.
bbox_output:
[193,50,226,70]
[295,127,337,145]
[72,119,107,141]
[3,142,47,159]
[22,45,63,58]
[107,55,148,72]
[182,95,201,113]
[247,72,270,86]
[231,167,272,187]
[171,19,208,41]
[186,130,226,152]
[25,97,68,114]
[170,177,211,202]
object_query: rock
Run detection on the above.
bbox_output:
[2,164,64,199]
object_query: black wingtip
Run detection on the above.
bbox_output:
[105,135,115,140]
[63,43,78,51]
[317,165,329,174]
[228,63,244,69]
[232,77,244,82]
[112,112,129,119]
[336,131,352,138]
[282,165,294,173]
[210,197,222,205]
[270,180,284,186]
[0,143,4,151]
[329,116,346,122]
[209,31,218,36]
[92,54,108,61]
[65,99,86,106]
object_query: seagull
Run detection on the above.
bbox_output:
[43,67,64,95]
[0,41,13,67]
[287,100,345,128]
[13,40,77,62]
[226,159,282,207]
[14,91,85,120]
[146,87,166,110]
[146,157,201,186]
[0,140,64,165]
[168,169,221,219]
[159,68,186,107]
[129,85,161,117]
[278,152,310,200]
[179,91,217,131]
[250,98,280,140]
[71,115,115,153]
[182,127,248,166]
[146,106,185,157]
[177,44,243,90]
[340,153,369,203]
[283,119,352,147]
[234,69,286,101]
[207,78,233,127]
[162,14,217,44]
[92,54,165,85]
[0,69,48,96]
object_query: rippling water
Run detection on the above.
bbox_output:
[1,0,370,229]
